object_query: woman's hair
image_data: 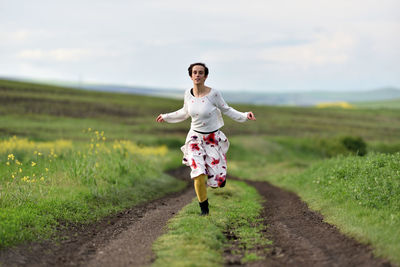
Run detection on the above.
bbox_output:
[188,62,209,77]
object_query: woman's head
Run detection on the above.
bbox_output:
[188,62,209,77]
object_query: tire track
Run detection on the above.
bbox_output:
[243,179,393,267]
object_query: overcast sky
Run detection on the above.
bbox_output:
[0,0,399,92]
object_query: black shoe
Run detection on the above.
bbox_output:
[199,199,209,216]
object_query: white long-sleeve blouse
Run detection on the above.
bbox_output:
[161,88,248,132]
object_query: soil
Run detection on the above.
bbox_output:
[0,168,394,267]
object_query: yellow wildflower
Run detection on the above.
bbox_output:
[88,127,92,132]
[32,173,36,177]
[40,177,44,181]
[12,174,15,179]
[6,161,10,166]
[7,154,15,160]
[19,168,22,173]
[102,136,106,141]
[16,160,21,165]
[316,101,354,109]
[31,161,37,167]
[96,143,100,147]
[45,168,49,172]
[38,152,42,156]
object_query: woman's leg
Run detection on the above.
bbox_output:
[194,174,207,202]
[194,174,209,215]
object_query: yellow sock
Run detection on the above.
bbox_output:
[194,174,207,202]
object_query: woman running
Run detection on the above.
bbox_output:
[156,62,256,215]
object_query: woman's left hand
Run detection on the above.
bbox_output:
[247,112,256,120]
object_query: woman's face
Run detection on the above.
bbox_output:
[191,65,207,85]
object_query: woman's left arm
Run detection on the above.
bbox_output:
[247,111,256,120]
[213,90,256,122]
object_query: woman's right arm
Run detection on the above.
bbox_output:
[156,94,189,123]
[157,105,189,123]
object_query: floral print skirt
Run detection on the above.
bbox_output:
[181,129,229,188]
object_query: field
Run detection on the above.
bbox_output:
[0,79,399,265]
[355,98,400,109]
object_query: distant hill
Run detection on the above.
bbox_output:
[56,83,400,107]
[2,76,400,106]
[223,88,400,106]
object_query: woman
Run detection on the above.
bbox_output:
[156,62,256,215]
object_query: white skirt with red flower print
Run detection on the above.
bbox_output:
[181,129,229,188]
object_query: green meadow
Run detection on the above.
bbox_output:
[355,98,400,109]
[0,79,399,264]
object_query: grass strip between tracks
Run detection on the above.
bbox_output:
[152,180,271,267]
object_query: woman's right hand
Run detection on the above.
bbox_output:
[156,114,164,123]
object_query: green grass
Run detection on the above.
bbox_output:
[2,78,400,265]
[355,98,400,109]
[152,181,270,267]
[2,79,400,143]
[0,134,185,248]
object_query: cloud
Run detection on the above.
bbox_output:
[1,0,399,91]
[200,32,355,70]
[260,32,356,68]
[6,30,30,41]
[16,48,121,62]
[17,48,91,61]
[0,29,45,44]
